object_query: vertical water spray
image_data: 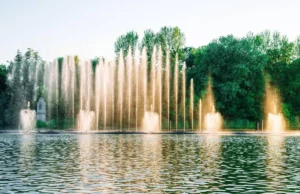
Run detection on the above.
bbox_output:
[135,51,139,132]
[265,83,285,133]
[174,55,179,131]
[157,47,162,130]
[111,60,115,129]
[127,47,132,130]
[78,60,95,132]
[165,51,170,130]
[142,48,147,113]
[151,47,156,111]
[95,59,101,129]
[61,56,76,122]
[204,77,222,132]
[118,51,125,130]
[199,99,202,132]
[190,79,194,131]
[182,65,186,131]
[45,60,59,124]
[103,60,108,130]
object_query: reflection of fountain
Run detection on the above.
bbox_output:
[20,102,36,132]
[77,110,95,132]
[266,136,285,190]
[142,105,159,133]
[204,105,222,132]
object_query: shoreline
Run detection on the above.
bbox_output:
[1,129,300,136]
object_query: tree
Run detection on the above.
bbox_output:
[156,26,186,61]
[192,35,267,121]
[140,29,157,62]
[0,64,8,125]
[114,31,139,58]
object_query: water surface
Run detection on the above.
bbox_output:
[0,134,300,193]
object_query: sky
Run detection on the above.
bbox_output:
[0,0,299,64]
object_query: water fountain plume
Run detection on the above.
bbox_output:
[142,48,148,113]
[118,50,125,130]
[134,50,140,132]
[142,105,159,133]
[151,47,156,112]
[78,59,94,132]
[174,55,179,131]
[126,47,133,130]
[182,65,186,131]
[20,102,36,132]
[95,59,101,129]
[157,46,162,130]
[190,79,194,131]
[265,83,285,133]
[41,45,204,133]
[203,77,222,132]
[165,51,170,130]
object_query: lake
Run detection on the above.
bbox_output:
[0,134,300,193]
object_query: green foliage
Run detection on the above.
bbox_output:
[0,64,9,126]
[114,31,139,58]
[140,29,157,61]
[189,35,267,121]
[36,120,47,128]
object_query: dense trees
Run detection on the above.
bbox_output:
[190,35,266,122]
[0,65,8,125]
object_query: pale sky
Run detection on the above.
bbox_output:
[0,0,299,64]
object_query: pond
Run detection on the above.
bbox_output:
[0,134,300,193]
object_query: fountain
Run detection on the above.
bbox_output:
[77,110,95,132]
[265,83,285,133]
[204,105,222,132]
[43,47,199,132]
[202,77,223,132]
[142,105,159,133]
[19,102,36,132]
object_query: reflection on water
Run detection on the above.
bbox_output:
[1,134,300,193]
[266,136,286,191]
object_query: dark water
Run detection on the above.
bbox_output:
[0,134,300,193]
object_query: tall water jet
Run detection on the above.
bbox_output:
[199,99,202,132]
[118,51,125,130]
[165,51,170,130]
[135,51,139,132]
[151,47,156,111]
[78,60,94,132]
[174,55,179,131]
[142,48,148,113]
[44,60,59,123]
[95,59,101,129]
[103,60,108,130]
[20,102,36,132]
[182,65,186,131]
[62,56,76,124]
[110,60,116,129]
[157,47,162,130]
[265,83,285,133]
[142,105,159,133]
[190,79,194,131]
[126,47,133,130]
[203,77,222,132]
